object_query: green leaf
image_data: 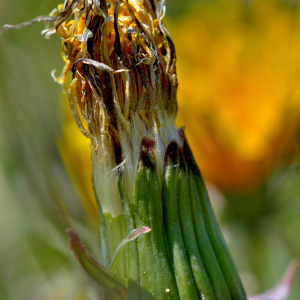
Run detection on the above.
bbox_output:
[67,229,128,300]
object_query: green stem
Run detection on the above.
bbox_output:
[178,168,215,299]
[182,139,247,300]
[162,142,200,300]
[135,139,180,300]
[118,175,141,299]
[189,174,232,300]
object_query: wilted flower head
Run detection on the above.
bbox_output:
[51,0,180,217]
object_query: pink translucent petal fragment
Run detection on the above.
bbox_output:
[249,261,298,300]
[127,226,151,241]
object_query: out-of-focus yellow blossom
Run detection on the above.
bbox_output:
[59,98,98,223]
[173,0,300,193]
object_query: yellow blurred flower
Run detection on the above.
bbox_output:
[58,97,98,223]
[174,0,300,193]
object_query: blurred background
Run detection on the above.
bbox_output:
[1,0,300,299]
